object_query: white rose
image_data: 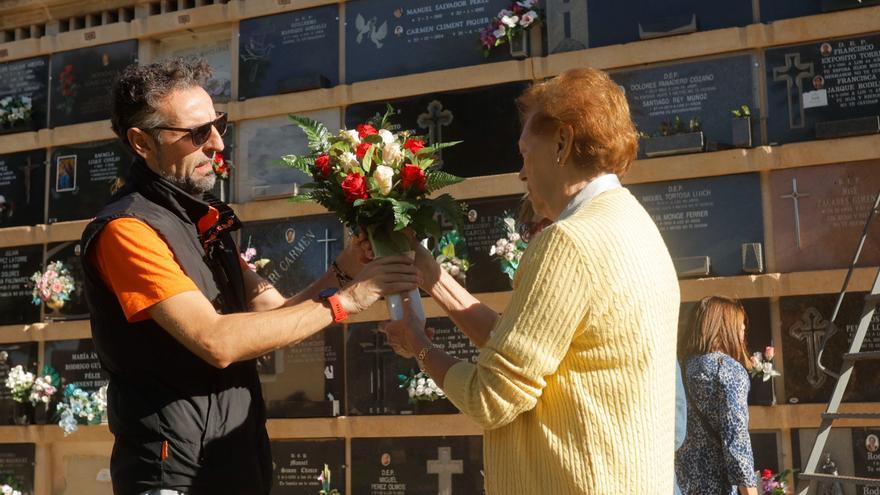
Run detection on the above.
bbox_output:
[2,484,13,494]
[416,385,425,395]
[340,151,359,172]
[520,11,538,28]
[508,232,521,242]
[501,15,519,28]
[382,142,404,167]
[374,165,394,195]
[341,129,361,146]
[497,238,509,248]
[378,129,395,144]
[493,26,506,38]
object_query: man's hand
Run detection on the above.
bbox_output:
[380,297,430,358]
[336,255,419,314]
[333,231,374,280]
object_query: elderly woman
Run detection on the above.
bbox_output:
[383,68,681,493]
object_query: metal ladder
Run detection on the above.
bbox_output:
[797,190,880,494]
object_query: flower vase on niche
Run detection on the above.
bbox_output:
[12,401,34,425]
[45,297,65,320]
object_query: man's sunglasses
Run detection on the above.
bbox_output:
[151,112,228,147]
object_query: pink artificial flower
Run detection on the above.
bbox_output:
[764,346,775,360]
[52,280,63,294]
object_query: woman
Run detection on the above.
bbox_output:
[676,296,759,495]
[382,68,681,493]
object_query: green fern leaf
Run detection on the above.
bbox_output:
[425,170,464,193]
[288,115,331,152]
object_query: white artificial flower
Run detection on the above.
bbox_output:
[341,129,361,146]
[497,238,509,248]
[378,129,395,144]
[489,246,496,256]
[504,217,516,231]
[501,15,519,28]
[340,151,359,172]
[498,8,514,17]
[520,11,538,27]
[408,387,416,398]
[493,26,506,39]
[505,251,515,261]
[416,385,425,395]
[382,142,404,167]
[2,484,13,494]
[508,232,521,242]
[374,165,394,195]
[449,265,461,277]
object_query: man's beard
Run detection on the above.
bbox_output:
[163,171,216,195]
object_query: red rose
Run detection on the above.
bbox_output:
[761,469,773,479]
[356,124,378,138]
[355,141,374,160]
[403,139,425,155]
[314,154,331,179]
[400,164,427,192]
[341,172,369,202]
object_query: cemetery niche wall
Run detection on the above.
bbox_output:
[0,149,45,228]
[0,56,49,134]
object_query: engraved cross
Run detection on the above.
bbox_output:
[772,53,814,130]
[316,228,338,271]
[789,307,828,388]
[781,177,810,249]
[427,446,464,495]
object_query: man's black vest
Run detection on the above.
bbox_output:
[81,159,271,494]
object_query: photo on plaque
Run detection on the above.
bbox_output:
[587,0,752,48]
[0,244,43,326]
[238,214,344,297]
[49,40,138,128]
[55,155,77,193]
[344,0,516,83]
[350,436,484,494]
[628,173,765,278]
[0,149,47,228]
[345,82,528,178]
[0,56,49,134]
[780,293,880,405]
[0,342,39,425]
[259,326,344,418]
[237,109,340,202]
[771,160,880,273]
[765,33,880,144]
[611,54,760,157]
[238,5,340,100]
[156,29,232,102]
[48,139,131,224]
[0,443,35,494]
[270,439,345,494]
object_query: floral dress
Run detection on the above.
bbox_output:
[676,352,758,495]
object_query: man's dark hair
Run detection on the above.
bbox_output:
[111,57,213,149]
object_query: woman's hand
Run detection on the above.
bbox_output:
[337,255,418,314]
[333,231,374,280]
[381,298,430,358]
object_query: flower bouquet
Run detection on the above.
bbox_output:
[56,383,108,436]
[211,152,232,180]
[30,260,75,312]
[4,365,59,425]
[490,216,528,280]
[479,0,543,56]
[0,481,23,495]
[282,107,465,320]
[240,243,270,274]
[757,468,793,495]
[434,230,470,285]
[750,346,782,382]
[0,95,33,128]
[399,370,446,403]
[317,464,340,495]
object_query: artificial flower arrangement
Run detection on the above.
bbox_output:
[240,245,270,273]
[479,0,543,56]
[30,260,75,310]
[4,365,59,407]
[56,383,108,436]
[211,152,233,180]
[282,106,465,320]
[434,230,470,285]
[398,370,446,403]
[490,216,528,280]
[0,481,23,495]
[317,464,340,495]
[0,96,32,127]
[757,468,793,495]
[750,346,782,382]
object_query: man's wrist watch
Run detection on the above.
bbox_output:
[318,287,348,323]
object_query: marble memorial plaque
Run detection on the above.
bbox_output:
[345,0,515,83]
[347,317,477,416]
[345,82,527,178]
[0,56,49,133]
[44,241,88,320]
[853,427,880,494]
[44,339,108,394]
[260,326,344,418]
[350,436,484,494]
[0,149,46,228]
[157,29,232,102]
[0,342,38,425]
[270,439,345,494]
[49,40,138,127]
[587,0,752,48]
[0,444,35,494]
[611,54,760,155]
[765,34,880,144]
[238,109,340,202]
[781,293,880,404]
[546,0,588,54]
[793,427,861,495]
[0,245,43,326]
[629,174,764,277]
[238,5,339,100]
[771,161,880,273]
[750,432,780,474]
[456,195,523,294]
[239,214,344,297]
[759,1,822,23]
[48,139,131,224]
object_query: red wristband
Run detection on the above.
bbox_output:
[327,294,348,323]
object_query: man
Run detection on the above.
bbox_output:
[80,58,418,495]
